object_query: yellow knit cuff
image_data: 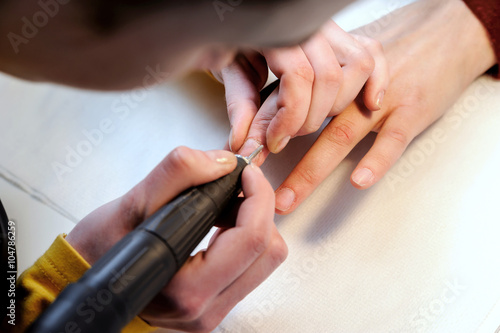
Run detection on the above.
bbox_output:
[123,317,157,333]
[35,234,155,332]
[35,234,91,290]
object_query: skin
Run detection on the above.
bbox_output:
[228,0,497,213]
[214,20,389,157]
[6,0,495,331]
[66,148,287,332]
[1,0,379,331]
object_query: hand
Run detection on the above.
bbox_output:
[213,20,389,159]
[66,147,287,332]
[272,0,497,213]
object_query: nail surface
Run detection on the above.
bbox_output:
[229,127,235,152]
[239,138,261,157]
[207,150,236,165]
[376,90,385,109]
[352,168,374,187]
[275,187,295,212]
[272,135,291,154]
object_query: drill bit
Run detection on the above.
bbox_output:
[239,145,264,164]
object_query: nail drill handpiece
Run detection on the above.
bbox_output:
[27,146,264,333]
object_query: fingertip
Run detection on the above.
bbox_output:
[274,187,296,214]
[205,150,238,169]
[248,163,264,175]
[351,167,375,189]
[240,165,275,216]
[376,90,385,110]
[242,163,270,194]
[362,88,385,112]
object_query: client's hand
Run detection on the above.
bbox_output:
[213,20,389,158]
[66,147,287,332]
[273,0,497,213]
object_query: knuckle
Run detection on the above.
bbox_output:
[348,45,375,75]
[268,236,288,266]
[370,153,393,171]
[292,64,315,84]
[357,50,375,75]
[168,146,196,174]
[295,167,319,187]
[369,38,384,53]
[252,113,274,134]
[324,120,356,148]
[175,296,205,322]
[246,229,269,256]
[272,104,303,132]
[328,65,344,88]
[403,90,429,112]
[316,65,343,93]
[361,36,384,53]
[118,191,144,225]
[385,128,410,147]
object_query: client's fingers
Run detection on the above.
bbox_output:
[296,33,342,136]
[350,105,433,189]
[263,46,314,153]
[352,34,389,111]
[275,104,377,214]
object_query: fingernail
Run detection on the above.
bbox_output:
[271,135,291,154]
[240,138,261,157]
[376,90,385,109]
[207,150,236,165]
[229,127,235,152]
[275,187,295,212]
[352,168,374,187]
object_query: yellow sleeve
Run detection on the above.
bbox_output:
[2,234,156,333]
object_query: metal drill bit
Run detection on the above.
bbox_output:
[237,145,264,164]
[247,145,264,163]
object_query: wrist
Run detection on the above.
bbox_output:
[453,0,496,79]
[354,0,496,83]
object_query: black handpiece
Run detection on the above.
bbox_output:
[26,146,263,333]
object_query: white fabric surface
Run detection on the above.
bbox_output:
[1,0,499,332]
[214,75,500,333]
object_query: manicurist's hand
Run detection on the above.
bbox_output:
[66,147,287,332]
[272,0,497,213]
[213,20,389,160]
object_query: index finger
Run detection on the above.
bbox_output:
[274,103,380,214]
